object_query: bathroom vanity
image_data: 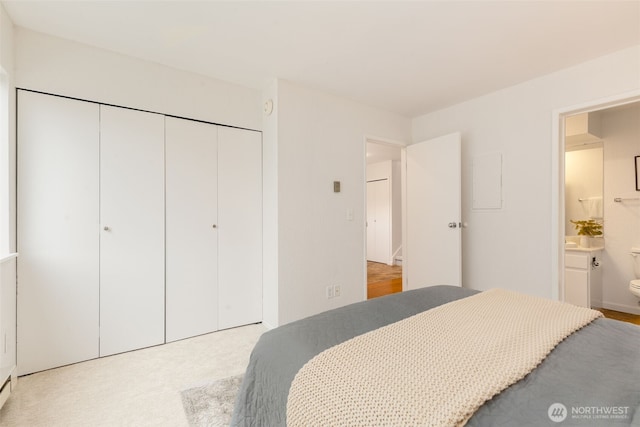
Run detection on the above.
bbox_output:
[564,247,603,308]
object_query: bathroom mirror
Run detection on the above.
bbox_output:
[564,137,603,239]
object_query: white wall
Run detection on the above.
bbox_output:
[262,80,279,329]
[11,27,413,329]
[0,4,14,254]
[14,28,261,130]
[601,103,640,314]
[412,45,640,299]
[269,80,410,326]
[0,2,16,388]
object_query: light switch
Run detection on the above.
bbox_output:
[346,208,354,221]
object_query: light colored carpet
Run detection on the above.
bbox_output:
[0,324,265,426]
[181,374,243,426]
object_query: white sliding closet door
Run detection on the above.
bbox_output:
[165,117,218,342]
[218,127,262,329]
[99,106,165,356]
[17,91,100,375]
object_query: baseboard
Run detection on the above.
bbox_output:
[601,301,640,315]
[0,376,11,410]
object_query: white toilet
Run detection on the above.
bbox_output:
[630,247,640,299]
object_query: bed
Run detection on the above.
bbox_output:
[230,286,640,426]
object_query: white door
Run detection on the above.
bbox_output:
[406,132,461,289]
[217,127,262,329]
[165,117,218,342]
[99,106,165,356]
[17,91,100,375]
[366,181,376,260]
[367,179,391,264]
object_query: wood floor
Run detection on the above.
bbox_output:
[596,308,640,326]
[367,261,402,299]
[366,262,640,327]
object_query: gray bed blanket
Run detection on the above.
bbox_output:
[231,286,640,426]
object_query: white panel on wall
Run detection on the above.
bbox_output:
[17,91,100,374]
[472,152,502,210]
[217,127,262,329]
[99,105,165,356]
[165,117,219,342]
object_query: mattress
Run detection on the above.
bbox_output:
[231,285,640,426]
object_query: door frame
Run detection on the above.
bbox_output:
[363,136,407,300]
[551,89,640,302]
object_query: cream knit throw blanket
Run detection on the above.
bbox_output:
[286,289,602,427]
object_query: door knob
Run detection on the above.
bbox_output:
[103,226,111,231]
[212,224,217,229]
[448,222,458,228]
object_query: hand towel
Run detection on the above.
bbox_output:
[586,196,602,219]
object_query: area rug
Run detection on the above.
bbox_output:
[181,374,243,426]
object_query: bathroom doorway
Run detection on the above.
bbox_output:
[555,91,640,321]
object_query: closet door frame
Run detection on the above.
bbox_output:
[17,90,264,372]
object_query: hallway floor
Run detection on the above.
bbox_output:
[367,261,402,299]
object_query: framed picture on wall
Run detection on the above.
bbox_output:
[636,156,640,191]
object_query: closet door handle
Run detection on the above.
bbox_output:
[103,226,111,231]
[212,224,217,229]
[448,222,458,228]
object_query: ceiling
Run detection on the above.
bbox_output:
[3,1,640,118]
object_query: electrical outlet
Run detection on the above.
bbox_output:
[326,286,334,299]
[334,285,341,297]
